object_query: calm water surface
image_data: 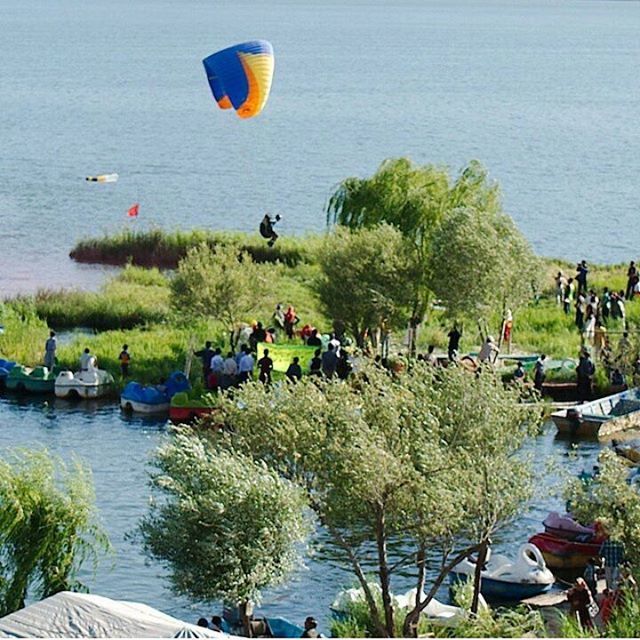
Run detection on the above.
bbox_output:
[1,0,639,295]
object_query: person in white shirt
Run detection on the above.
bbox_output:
[79,348,92,371]
[238,346,255,383]
[210,348,224,375]
[478,336,499,365]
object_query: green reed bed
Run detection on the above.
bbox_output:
[70,228,321,268]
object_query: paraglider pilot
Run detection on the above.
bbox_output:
[260,214,281,247]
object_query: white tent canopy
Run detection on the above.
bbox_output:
[0,591,225,638]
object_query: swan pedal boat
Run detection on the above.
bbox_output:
[449,543,554,600]
[55,368,114,399]
[331,583,466,627]
[551,388,640,438]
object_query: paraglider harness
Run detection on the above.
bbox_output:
[260,214,281,246]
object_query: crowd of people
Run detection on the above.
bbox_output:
[195,613,320,638]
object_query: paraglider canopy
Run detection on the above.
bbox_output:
[203,40,274,119]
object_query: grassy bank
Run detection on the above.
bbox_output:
[9,266,171,331]
[70,229,321,269]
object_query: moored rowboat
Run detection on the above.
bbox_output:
[551,388,640,438]
[528,532,602,570]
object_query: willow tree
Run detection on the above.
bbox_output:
[209,364,539,637]
[170,243,268,347]
[316,224,419,348]
[140,439,309,635]
[0,450,109,616]
[326,159,502,348]
[428,207,540,332]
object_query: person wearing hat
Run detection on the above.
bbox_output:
[301,616,319,638]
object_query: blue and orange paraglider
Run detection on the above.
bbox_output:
[202,40,274,119]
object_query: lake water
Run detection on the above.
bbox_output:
[1,0,640,296]
[0,0,638,630]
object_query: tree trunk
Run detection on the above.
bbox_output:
[375,506,395,637]
[403,543,482,636]
[471,540,488,614]
[402,547,426,637]
[239,600,253,638]
[326,523,387,637]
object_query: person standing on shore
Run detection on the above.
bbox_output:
[576,260,589,296]
[118,344,131,377]
[626,261,638,301]
[577,350,596,401]
[575,292,586,331]
[555,271,568,306]
[257,348,273,385]
[602,287,611,322]
[447,324,462,361]
[534,354,546,391]
[44,330,57,370]
[238,346,255,383]
[564,278,575,315]
[194,341,214,384]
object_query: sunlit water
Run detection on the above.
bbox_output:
[1,0,639,296]
[0,392,605,629]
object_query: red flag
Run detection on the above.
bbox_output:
[127,203,139,217]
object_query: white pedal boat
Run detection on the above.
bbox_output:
[450,543,554,600]
[54,368,114,399]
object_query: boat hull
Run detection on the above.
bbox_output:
[449,572,552,600]
[552,388,640,438]
[529,533,601,570]
[169,406,218,425]
[55,384,112,399]
[120,397,170,414]
[6,378,55,393]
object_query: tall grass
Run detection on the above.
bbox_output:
[0,303,49,365]
[70,229,322,268]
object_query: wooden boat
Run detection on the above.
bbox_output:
[528,532,602,570]
[551,388,640,438]
[449,544,554,600]
[6,365,57,393]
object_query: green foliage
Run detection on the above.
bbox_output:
[213,364,540,636]
[327,159,500,257]
[0,449,110,616]
[565,450,640,566]
[429,207,540,322]
[55,321,225,390]
[317,225,420,343]
[0,302,49,365]
[140,431,309,606]
[171,243,268,333]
